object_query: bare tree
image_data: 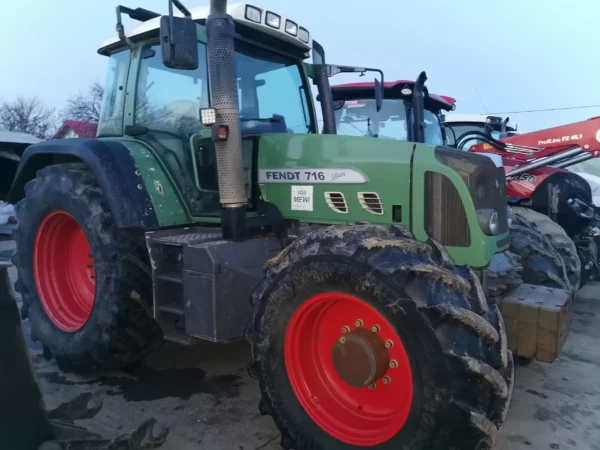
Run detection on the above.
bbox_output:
[62,81,104,124]
[0,96,56,139]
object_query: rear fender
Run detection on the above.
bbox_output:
[8,139,160,229]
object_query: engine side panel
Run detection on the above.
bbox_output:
[257,133,413,227]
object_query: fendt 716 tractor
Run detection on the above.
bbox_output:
[9,2,519,448]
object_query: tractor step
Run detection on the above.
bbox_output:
[163,332,192,346]
[159,303,185,316]
[152,231,221,246]
[145,226,283,344]
[156,273,183,284]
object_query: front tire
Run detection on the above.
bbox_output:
[509,207,580,292]
[247,225,513,450]
[13,163,162,372]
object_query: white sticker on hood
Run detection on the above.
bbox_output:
[291,185,313,211]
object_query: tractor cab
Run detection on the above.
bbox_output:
[328,80,456,145]
[97,3,324,221]
[443,114,518,150]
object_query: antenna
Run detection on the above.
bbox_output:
[474,86,489,114]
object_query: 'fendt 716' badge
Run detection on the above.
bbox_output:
[259,169,367,184]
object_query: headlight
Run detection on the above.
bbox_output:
[489,210,499,235]
[245,5,262,23]
[477,209,501,236]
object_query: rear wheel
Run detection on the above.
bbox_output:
[509,207,580,293]
[247,225,513,450]
[13,163,162,372]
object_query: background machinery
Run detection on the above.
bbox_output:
[329,77,530,297]
[466,117,600,288]
[7,1,525,448]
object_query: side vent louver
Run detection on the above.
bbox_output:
[325,192,348,213]
[358,192,384,215]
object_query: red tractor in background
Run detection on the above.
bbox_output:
[329,75,590,295]
[464,117,600,288]
[330,73,455,146]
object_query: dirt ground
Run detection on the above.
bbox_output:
[3,237,600,450]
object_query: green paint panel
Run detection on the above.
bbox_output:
[115,139,189,226]
[411,144,508,267]
[258,133,413,226]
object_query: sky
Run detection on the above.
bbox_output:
[0,0,598,133]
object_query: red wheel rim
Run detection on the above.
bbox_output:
[33,211,96,332]
[284,292,413,446]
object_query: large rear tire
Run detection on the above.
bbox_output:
[13,163,162,372]
[509,207,580,292]
[247,225,513,450]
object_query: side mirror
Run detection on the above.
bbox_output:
[160,16,198,70]
[374,78,383,112]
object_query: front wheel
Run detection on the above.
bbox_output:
[509,207,580,292]
[247,225,513,450]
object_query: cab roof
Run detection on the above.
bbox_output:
[99,3,312,55]
[331,80,456,112]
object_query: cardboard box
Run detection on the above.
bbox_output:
[499,284,571,362]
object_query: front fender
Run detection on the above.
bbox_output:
[8,138,159,229]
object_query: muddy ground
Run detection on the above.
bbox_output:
[3,238,600,450]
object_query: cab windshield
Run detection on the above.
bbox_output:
[125,39,314,135]
[334,99,443,145]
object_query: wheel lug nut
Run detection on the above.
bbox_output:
[368,383,376,389]
[385,340,394,349]
[371,324,380,333]
[382,376,391,385]
[312,396,318,403]
[355,319,363,327]
[389,360,398,369]
[339,337,346,344]
[341,326,350,334]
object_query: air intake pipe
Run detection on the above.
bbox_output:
[412,71,427,143]
[207,0,247,239]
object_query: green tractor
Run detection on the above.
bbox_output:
[9,1,518,448]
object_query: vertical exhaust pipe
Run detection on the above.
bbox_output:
[207,0,247,239]
[412,71,427,143]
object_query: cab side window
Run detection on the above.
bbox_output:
[135,44,210,134]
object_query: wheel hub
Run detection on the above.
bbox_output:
[33,211,96,332]
[332,328,389,387]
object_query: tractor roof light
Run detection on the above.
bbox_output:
[285,20,298,36]
[245,5,262,23]
[100,3,313,54]
[200,108,217,126]
[298,27,310,43]
[266,11,281,28]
